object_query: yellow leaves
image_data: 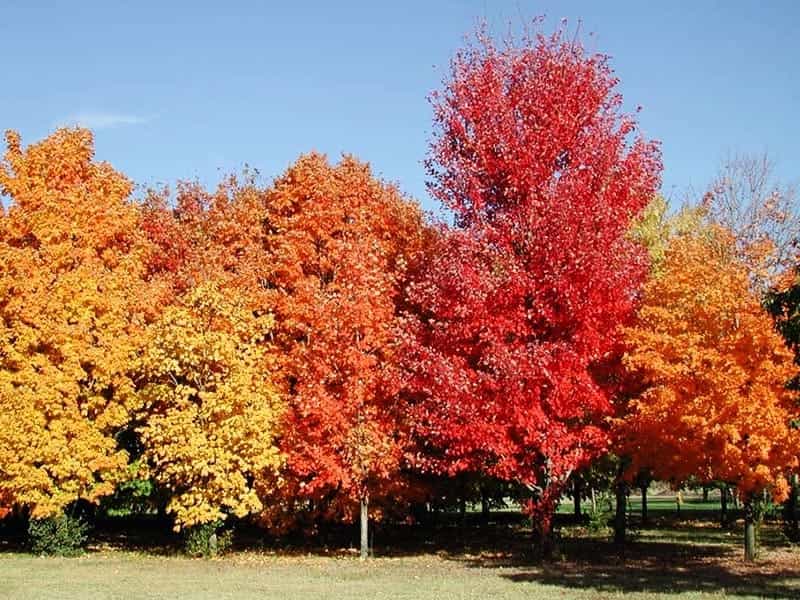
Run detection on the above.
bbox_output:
[630,197,708,277]
[135,281,284,530]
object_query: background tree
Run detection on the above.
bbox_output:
[620,227,800,561]
[703,153,800,292]
[630,196,707,276]
[765,275,800,540]
[403,24,661,556]
[139,171,270,300]
[0,129,150,521]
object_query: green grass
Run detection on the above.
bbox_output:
[0,553,599,600]
[1,504,798,599]
[557,495,732,514]
[0,547,797,600]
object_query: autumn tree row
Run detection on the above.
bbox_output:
[1,24,798,562]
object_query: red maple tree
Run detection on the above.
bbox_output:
[260,153,426,557]
[403,24,661,552]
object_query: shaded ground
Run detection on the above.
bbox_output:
[0,509,798,599]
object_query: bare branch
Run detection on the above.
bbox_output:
[704,152,800,292]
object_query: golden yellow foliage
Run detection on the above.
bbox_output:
[621,226,800,501]
[630,196,707,277]
[0,129,150,517]
[136,282,283,530]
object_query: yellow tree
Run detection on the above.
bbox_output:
[136,176,286,536]
[135,282,283,532]
[620,226,800,560]
[0,129,150,518]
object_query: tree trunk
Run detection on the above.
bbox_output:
[614,479,627,547]
[591,487,597,514]
[360,495,369,560]
[702,486,709,502]
[480,488,490,525]
[784,474,798,540]
[744,497,756,562]
[530,484,559,561]
[720,485,729,527]
[531,512,556,560]
[573,479,582,518]
[640,483,649,526]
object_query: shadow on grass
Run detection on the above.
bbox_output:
[449,530,800,599]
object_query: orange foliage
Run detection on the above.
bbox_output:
[0,129,151,516]
[140,173,270,300]
[259,153,426,527]
[620,227,800,501]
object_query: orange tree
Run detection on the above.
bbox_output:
[0,129,151,521]
[260,153,426,558]
[620,226,800,560]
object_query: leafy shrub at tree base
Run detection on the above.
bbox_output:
[183,521,233,558]
[28,514,89,556]
[587,493,614,535]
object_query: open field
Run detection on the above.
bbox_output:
[2,509,798,599]
[0,549,796,600]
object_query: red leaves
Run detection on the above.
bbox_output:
[261,154,426,524]
[404,25,661,522]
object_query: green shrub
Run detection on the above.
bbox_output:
[184,521,233,557]
[587,493,614,535]
[101,476,157,518]
[28,514,89,556]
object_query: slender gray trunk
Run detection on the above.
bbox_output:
[573,479,582,518]
[640,484,648,525]
[360,495,369,560]
[744,498,756,562]
[720,485,729,527]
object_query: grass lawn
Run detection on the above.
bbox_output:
[1,510,798,599]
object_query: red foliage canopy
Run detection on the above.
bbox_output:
[403,26,661,535]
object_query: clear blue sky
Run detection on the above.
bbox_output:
[2,1,798,213]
